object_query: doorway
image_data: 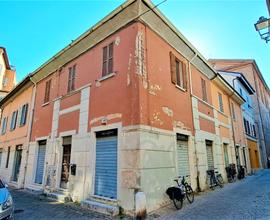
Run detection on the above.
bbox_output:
[13,145,23,182]
[60,136,72,189]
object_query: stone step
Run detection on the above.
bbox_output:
[46,191,72,203]
[25,186,43,195]
[81,198,119,217]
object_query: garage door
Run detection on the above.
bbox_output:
[176,134,190,176]
[95,130,117,199]
[206,141,214,170]
[35,141,46,184]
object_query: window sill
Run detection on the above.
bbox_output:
[97,72,116,82]
[42,102,49,107]
[175,84,186,92]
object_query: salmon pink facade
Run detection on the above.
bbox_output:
[0,0,262,217]
[0,77,34,188]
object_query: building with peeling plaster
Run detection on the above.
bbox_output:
[0,0,264,217]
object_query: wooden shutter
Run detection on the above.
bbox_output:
[71,65,76,91]
[182,62,187,90]
[201,78,207,101]
[44,80,51,103]
[170,52,176,84]
[102,46,108,76]
[108,43,113,74]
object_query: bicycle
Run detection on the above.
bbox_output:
[206,168,224,189]
[225,163,237,183]
[166,175,194,210]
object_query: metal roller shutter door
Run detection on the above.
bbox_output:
[95,135,117,199]
[206,145,214,170]
[35,144,46,184]
[177,140,190,176]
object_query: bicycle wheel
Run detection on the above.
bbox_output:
[217,175,224,188]
[185,185,194,203]
[172,193,183,210]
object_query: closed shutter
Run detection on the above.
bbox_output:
[177,140,190,176]
[17,106,22,127]
[206,145,214,170]
[170,52,176,84]
[95,135,117,199]
[182,62,187,90]
[35,143,46,184]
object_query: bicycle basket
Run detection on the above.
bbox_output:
[166,187,184,200]
[206,170,214,175]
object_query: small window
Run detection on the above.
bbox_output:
[102,43,114,77]
[231,102,236,120]
[2,77,8,87]
[218,92,224,113]
[1,117,8,135]
[10,111,18,131]
[67,65,76,92]
[170,52,187,90]
[201,78,207,102]
[6,147,10,168]
[44,80,51,103]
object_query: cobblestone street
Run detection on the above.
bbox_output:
[11,190,110,220]
[10,170,270,220]
[156,170,270,220]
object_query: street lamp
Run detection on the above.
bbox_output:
[254,16,270,43]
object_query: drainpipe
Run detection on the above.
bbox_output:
[228,78,238,167]
[22,75,37,188]
[187,52,202,192]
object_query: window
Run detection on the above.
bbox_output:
[170,52,187,90]
[102,43,114,77]
[67,65,76,92]
[243,118,247,133]
[246,121,250,135]
[10,110,18,131]
[239,88,243,96]
[6,147,10,168]
[201,78,207,102]
[1,117,8,134]
[218,92,224,112]
[253,124,256,137]
[231,102,236,120]
[19,103,29,127]
[2,77,8,87]
[44,80,51,103]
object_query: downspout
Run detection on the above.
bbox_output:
[187,52,202,192]
[22,75,37,187]
[228,78,238,166]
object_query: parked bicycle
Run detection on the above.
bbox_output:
[237,165,245,180]
[225,163,237,183]
[206,168,224,189]
[166,175,194,210]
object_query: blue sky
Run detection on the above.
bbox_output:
[0,0,269,86]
